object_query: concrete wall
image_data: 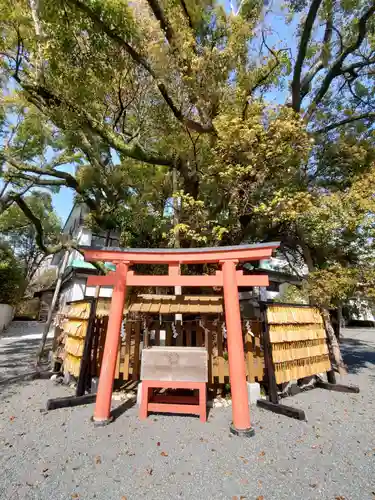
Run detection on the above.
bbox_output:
[0,304,14,333]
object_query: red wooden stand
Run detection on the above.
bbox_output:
[140,381,207,422]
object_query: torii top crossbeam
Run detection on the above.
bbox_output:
[81,242,280,437]
[82,241,279,265]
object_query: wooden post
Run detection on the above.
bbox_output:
[93,262,128,425]
[36,249,70,365]
[261,303,278,404]
[221,260,253,437]
[76,291,99,397]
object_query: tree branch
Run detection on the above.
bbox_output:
[313,111,375,134]
[306,3,375,119]
[146,0,175,46]
[291,0,324,112]
[179,0,194,29]
[15,196,51,254]
[299,7,334,101]
[3,153,100,212]
[28,0,45,83]
[243,34,287,119]
[15,77,176,168]
[65,0,212,133]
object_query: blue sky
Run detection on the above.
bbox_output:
[53,1,297,225]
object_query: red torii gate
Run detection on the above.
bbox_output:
[83,242,279,437]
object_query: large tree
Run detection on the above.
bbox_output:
[0,1,374,326]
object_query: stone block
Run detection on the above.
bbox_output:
[247,382,261,404]
[137,382,143,406]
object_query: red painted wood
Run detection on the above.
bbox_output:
[88,271,269,288]
[127,271,222,287]
[83,245,277,265]
[150,395,198,405]
[236,271,269,287]
[86,274,117,287]
[142,380,205,389]
[147,403,200,414]
[139,380,207,421]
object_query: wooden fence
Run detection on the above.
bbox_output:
[91,318,264,386]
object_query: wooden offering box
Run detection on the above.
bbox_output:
[140,347,208,421]
[141,346,208,382]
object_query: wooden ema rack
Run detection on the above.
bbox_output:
[257,303,359,421]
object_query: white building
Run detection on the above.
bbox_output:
[52,205,120,307]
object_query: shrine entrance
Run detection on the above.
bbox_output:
[82,243,279,436]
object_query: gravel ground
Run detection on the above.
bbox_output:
[0,328,374,500]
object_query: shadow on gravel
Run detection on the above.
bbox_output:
[0,339,40,378]
[111,398,136,421]
[0,379,32,402]
[341,335,375,374]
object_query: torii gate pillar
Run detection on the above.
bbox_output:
[93,262,128,425]
[222,260,254,436]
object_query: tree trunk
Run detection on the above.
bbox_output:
[321,307,347,376]
[299,234,347,375]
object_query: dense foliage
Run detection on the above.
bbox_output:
[0,244,25,304]
[0,0,374,307]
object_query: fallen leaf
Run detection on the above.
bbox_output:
[259,451,265,457]
[95,456,102,464]
[160,451,168,457]
[156,442,160,446]
[9,416,15,421]
[71,494,79,499]
[256,496,264,500]
[242,459,248,464]
[335,497,345,500]
[309,483,317,488]
[232,497,238,500]
[121,497,127,500]
[240,496,247,499]
[258,480,263,487]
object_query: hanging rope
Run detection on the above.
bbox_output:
[172,322,178,338]
[143,318,149,338]
[245,320,254,337]
[222,322,227,339]
[121,317,126,339]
